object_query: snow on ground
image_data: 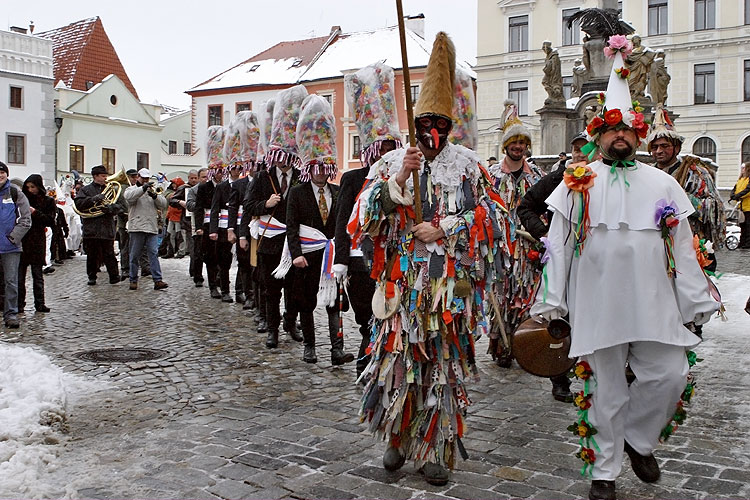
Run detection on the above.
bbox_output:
[0,344,108,499]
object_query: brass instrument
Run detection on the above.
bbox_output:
[72,172,124,218]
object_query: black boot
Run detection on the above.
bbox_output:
[210,287,221,299]
[235,292,246,304]
[550,373,574,403]
[328,310,354,365]
[284,312,303,342]
[588,480,616,500]
[266,329,279,348]
[300,313,317,363]
[624,441,660,483]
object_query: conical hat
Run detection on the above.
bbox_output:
[414,32,455,119]
[295,94,337,181]
[266,85,308,167]
[448,67,478,150]
[500,100,531,148]
[647,105,684,147]
[345,62,402,150]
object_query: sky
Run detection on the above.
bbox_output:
[7,0,478,110]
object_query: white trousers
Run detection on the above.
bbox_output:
[584,342,689,480]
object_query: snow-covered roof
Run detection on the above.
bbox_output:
[188,25,475,94]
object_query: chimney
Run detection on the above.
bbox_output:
[405,13,425,39]
[29,21,35,34]
[330,25,341,36]
[10,26,28,34]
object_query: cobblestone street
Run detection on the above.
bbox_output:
[2,248,750,499]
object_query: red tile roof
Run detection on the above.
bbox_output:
[38,17,139,99]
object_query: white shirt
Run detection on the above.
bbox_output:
[530,160,718,357]
[275,167,292,198]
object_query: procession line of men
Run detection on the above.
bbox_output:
[63,31,725,500]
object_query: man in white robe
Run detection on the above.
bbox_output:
[530,38,719,500]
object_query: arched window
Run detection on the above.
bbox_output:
[742,136,750,164]
[693,137,716,162]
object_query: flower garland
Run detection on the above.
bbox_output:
[563,163,597,257]
[567,360,599,476]
[660,350,703,442]
[655,199,680,277]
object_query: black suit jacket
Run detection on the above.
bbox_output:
[286,182,339,260]
[245,166,300,255]
[209,179,235,239]
[193,180,217,231]
[227,176,251,232]
[334,167,368,267]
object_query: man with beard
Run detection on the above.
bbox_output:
[488,100,544,369]
[530,38,719,500]
[334,62,402,379]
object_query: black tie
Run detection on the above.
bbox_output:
[280,172,288,196]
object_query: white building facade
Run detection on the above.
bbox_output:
[160,109,201,177]
[0,28,55,183]
[476,0,750,189]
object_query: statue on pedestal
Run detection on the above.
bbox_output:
[649,50,670,106]
[572,58,589,98]
[625,35,656,101]
[542,41,565,105]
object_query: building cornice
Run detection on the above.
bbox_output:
[57,109,163,130]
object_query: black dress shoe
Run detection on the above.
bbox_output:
[495,353,512,368]
[195,281,204,288]
[87,279,96,286]
[589,480,616,500]
[303,345,318,363]
[331,349,355,366]
[257,318,268,333]
[210,288,221,299]
[266,330,278,348]
[284,318,303,342]
[35,305,51,313]
[5,317,20,329]
[382,446,405,471]
[552,383,574,403]
[235,292,246,304]
[624,441,660,483]
[221,293,234,303]
[109,276,120,284]
[43,267,56,274]
[420,462,449,486]
[242,301,254,310]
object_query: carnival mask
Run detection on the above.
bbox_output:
[416,115,452,151]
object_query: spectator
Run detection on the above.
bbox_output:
[19,174,56,313]
[51,206,69,264]
[74,165,122,286]
[124,168,168,290]
[166,177,187,258]
[0,161,31,328]
[730,163,750,249]
[487,156,498,166]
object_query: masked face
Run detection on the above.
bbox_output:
[416,115,452,152]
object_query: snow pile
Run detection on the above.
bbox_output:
[0,344,102,498]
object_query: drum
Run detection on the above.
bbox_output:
[511,317,576,377]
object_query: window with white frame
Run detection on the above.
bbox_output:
[695,0,715,30]
[694,63,715,104]
[509,15,528,52]
[9,86,22,109]
[562,9,580,46]
[693,137,716,162]
[508,81,528,116]
[7,134,25,164]
[70,145,84,172]
[648,0,668,35]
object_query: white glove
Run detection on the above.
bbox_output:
[333,264,348,281]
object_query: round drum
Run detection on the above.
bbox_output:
[511,317,576,377]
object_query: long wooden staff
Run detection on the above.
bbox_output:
[396,0,422,224]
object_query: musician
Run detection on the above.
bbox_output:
[208,164,242,303]
[530,43,719,500]
[123,168,168,290]
[74,165,122,286]
[335,62,402,378]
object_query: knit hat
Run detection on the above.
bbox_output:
[583,35,649,156]
[500,100,531,149]
[205,125,226,180]
[345,62,402,166]
[414,31,455,120]
[265,85,308,167]
[0,162,8,175]
[295,94,337,181]
[647,105,684,150]
[258,98,275,162]
[448,67,478,150]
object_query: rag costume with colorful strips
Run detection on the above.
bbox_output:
[352,143,510,469]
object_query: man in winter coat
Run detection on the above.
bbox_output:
[19,174,56,313]
[124,168,168,290]
[74,165,122,286]
[0,162,32,328]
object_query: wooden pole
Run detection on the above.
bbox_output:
[396,0,423,224]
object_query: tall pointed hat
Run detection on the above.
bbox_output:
[500,99,531,148]
[646,105,684,148]
[295,94,337,181]
[415,31,455,119]
[265,85,308,167]
[345,62,402,166]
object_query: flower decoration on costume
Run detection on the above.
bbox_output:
[564,163,597,257]
[693,235,714,269]
[568,360,599,476]
[655,199,680,277]
[596,92,606,106]
[661,350,702,442]
[614,67,630,79]
[603,35,633,59]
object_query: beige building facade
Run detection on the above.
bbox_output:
[476,0,750,189]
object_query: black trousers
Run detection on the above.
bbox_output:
[201,234,221,290]
[83,238,119,281]
[235,244,252,296]
[191,234,205,283]
[258,251,292,332]
[740,211,750,248]
[346,259,376,373]
[18,262,44,310]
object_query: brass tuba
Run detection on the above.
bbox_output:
[72,169,127,218]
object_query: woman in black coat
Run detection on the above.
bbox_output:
[19,175,56,312]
